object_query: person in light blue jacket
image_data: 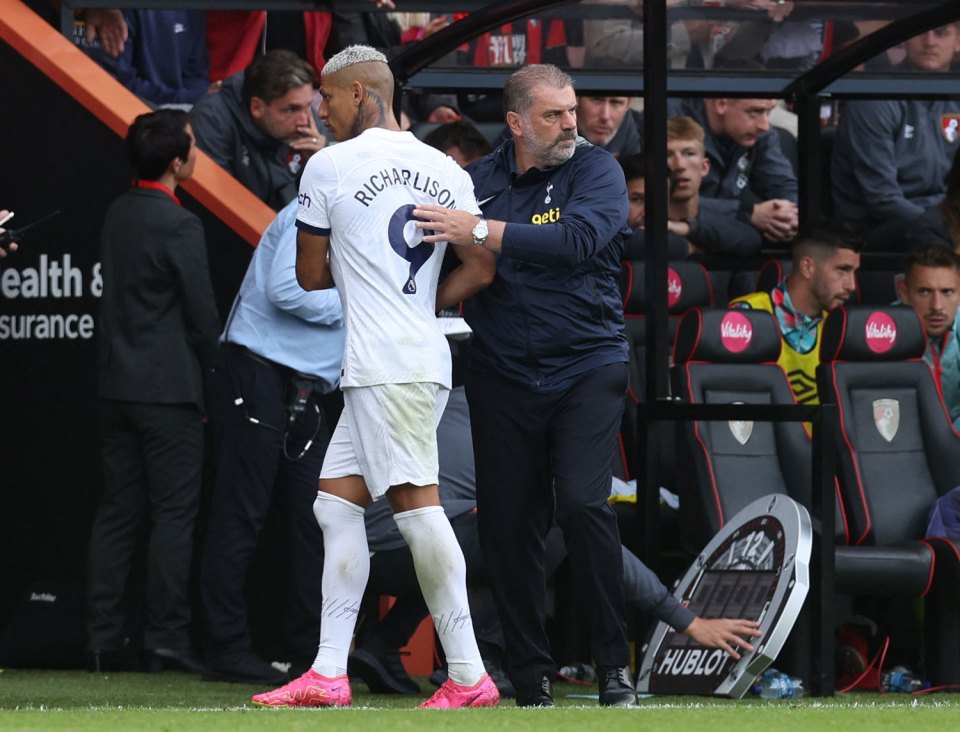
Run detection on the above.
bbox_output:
[200,199,345,685]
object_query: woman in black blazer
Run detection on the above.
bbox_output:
[87,109,220,673]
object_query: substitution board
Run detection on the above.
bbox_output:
[635,494,812,698]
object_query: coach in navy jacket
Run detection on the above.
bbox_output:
[463,136,629,389]
[413,64,635,708]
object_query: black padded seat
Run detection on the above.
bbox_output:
[671,307,848,550]
[616,259,713,483]
[833,544,933,596]
[819,305,957,545]
[671,305,955,687]
[755,258,791,295]
[819,304,960,684]
[620,259,714,403]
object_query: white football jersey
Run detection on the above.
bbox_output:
[297,128,480,388]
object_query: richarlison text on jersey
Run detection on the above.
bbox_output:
[347,167,459,209]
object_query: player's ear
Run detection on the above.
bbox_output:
[352,81,364,107]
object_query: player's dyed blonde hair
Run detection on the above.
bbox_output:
[322,45,389,77]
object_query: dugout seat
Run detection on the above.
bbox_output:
[617,259,713,481]
[670,307,847,552]
[670,306,960,688]
[818,305,960,685]
[755,258,792,295]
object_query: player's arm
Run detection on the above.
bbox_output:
[436,239,496,311]
[296,229,334,291]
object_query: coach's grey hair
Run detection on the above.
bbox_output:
[503,64,575,118]
[322,45,389,77]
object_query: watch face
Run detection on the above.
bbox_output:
[472,220,488,245]
[636,494,811,698]
[709,517,783,571]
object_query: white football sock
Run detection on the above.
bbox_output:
[311,491,369,677]
[394,505,485,687]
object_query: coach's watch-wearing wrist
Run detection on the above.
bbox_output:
[472,218,489,247]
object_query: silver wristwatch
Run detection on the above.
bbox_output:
[472,218,489,247]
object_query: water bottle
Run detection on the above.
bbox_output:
[879,666,923,693]
[558,663,597,683]
[756,669,806,699]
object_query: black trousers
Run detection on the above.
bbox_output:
[87,399,205,650]
[465,362,630,688]
[200,344,330,661]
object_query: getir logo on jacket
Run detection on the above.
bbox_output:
[531,207,561,224]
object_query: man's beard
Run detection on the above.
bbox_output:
[543,136,576,166]
[522,118,576,167]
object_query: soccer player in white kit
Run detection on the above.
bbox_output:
[251,45,499,709]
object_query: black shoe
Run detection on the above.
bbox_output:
[516,674,554,707]
[286,657,313,680]
[598,666,637,707]
[484,657,516,699]
[87,646,139,673]
[429,666,447,687]
[144,647,206,674]
[203,650,288,685]
[348,645,420,695]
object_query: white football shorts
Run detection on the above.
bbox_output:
[320,382,450,499]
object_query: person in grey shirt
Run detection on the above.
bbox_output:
[190,50,326,210]
[832,24,960,251]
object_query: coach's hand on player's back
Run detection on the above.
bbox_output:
[413,204,480,246]
[414,204,507,254]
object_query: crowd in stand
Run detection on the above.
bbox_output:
[58,5,960,263]
[11,0,960,703]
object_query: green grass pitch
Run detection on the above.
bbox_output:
[0,670,958,731]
